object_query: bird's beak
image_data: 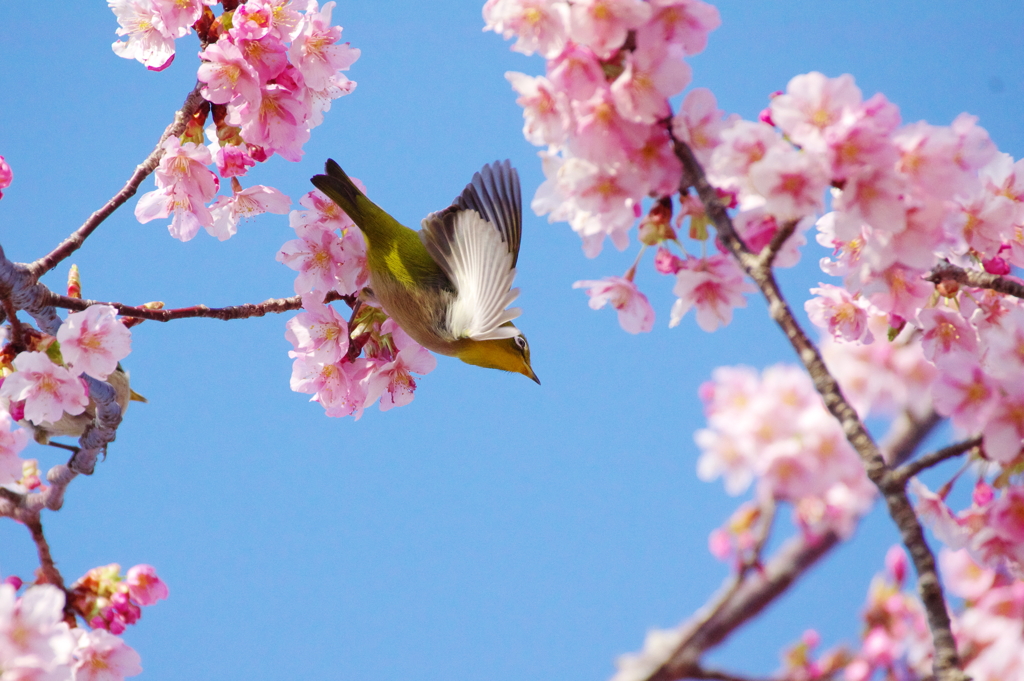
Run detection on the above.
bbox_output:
[524,365,540,385]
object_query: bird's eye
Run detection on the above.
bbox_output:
[514,335,527,350]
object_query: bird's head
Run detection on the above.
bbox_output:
[456,331,539,384]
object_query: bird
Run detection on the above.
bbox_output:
[311,159,539,384]
[23,365,146,448]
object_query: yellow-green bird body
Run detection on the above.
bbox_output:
[311,160,538,383]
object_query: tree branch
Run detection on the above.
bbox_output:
[670,137,966,681]
[637,413,939,681]
[893,436,982,485]
[24,514,77,627]
[47,290,352,322]
[926,260,1024,300]
[27,82,207,281]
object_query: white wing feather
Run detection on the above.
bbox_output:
[443,210,522,341]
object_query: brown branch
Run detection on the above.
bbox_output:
[27,83,207,281]
[670,137,966,681]
[893,436,982,485]
[24,515,77,627]
[1,294,24,351]
[926,260,1024,299]
[642,414,940,681]
[686,666,773,681]
[46,290,352,322]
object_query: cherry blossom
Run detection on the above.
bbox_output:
[56,305,133,380]
[0,155,12,200]
[208,181,291,241]
[670,254,754,332]
[288,2,360,91]
[506,72,570,146]
[573,276,655,333]
[0,352,89,426]
[197,38,262,106]
[568,0,652,58]
[108,0,176,71]
[125,565,169,607]
[362,321,437,412]
[73,628,143,681]
[0,412,28,485]
[483,0,570,58]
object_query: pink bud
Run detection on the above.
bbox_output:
[758,106,774,126]
[654,247,683,274]
[973,479,995,506]
[0,156,12,200]
[708,528,732,560]
[982,256,1011,275]
[884,545,908,585]
[3,575,22,590]
[8,400,24,422]
[801,629,820,649]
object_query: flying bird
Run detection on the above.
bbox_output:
[311,159,538,383]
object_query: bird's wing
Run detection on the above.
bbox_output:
[420,161,523,341]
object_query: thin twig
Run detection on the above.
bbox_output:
[893,436,982,485]
[669,136,966,681]
[47,290,352,322]
[27,83,207,281]
[686,666,773,681]
[24,515,77,627]
[926,260,1024,299]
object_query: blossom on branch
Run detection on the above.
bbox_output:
[56,305,133,381]
[0,352,89,426]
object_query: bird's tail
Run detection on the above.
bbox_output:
[311,160,396,240]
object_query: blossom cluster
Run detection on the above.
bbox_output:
[120,0,359,241]
[696,364,874,541]
[0,305,132,470]
[839,547,1024,681]
[278,190,437,418]
[0,563,167,681]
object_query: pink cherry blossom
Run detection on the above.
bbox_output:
[672,88,730,166]
[569,87,649,164]
[506,72,570,146]
[917,307,978,361]
[832,167,907,235]
[939,548,996,601]
[208,182,291,241]
[0,352,89,426]
[951,190,1016,258]
[214,145,257,178]
[0,413,28,485]
[135,184,216,242]
[546,41,604,101]
[980,387,1024,464]
[277,221,348,294]
[769,72,862,152]
[295,187,359,233]
[708,120,784,195]
[637,0,721,56]
[363,321,437,412]
[0,583,76,676]
[610,43,691,124]
[670,254,754,331]
[56,305,133,380]
[288,2,360,91]
[805,284,872,342]
[233,32,289,82]
[568,0,652,58]
[230,70,312,162]
[573,276,655,333]
[125,565,169,607]
[73,628,142,681]
[0,155,12,200]
[629,127,683,196]
[748,145,829,222]
[197,38,262,106]
[285,292,350,364]
[244,0,303,41]
[153,137,219,200]
[931,360,999,432]
[909,478,969,549]
[859,262,932,320]
[733,208,809,268]
[108,0,176,71]
[483,0,570,58]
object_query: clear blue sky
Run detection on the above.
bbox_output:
[0,2,1022,679]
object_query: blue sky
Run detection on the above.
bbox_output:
[0,1,1022,679]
